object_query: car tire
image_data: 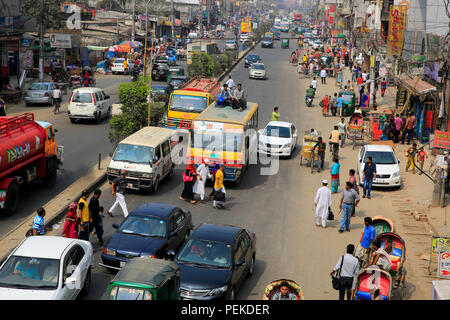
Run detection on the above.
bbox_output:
[247,255,255,278]
[227,287,235,300]
[45,157,58,187]
[70,118,76,123]
[168,166,175,180]
[25,102,31,106]
[2,181,19,217]
[80,267,91,297]
[152,176,160,193]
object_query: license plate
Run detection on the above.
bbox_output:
[120,261,126,267]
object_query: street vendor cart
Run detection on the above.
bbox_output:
[299,131,320,173]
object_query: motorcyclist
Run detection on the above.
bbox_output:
[130,66,139,80]
[305,85,315,104]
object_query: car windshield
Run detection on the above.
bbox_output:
[341,94,353,103]
[71,92,92,103]
[109,286,152,300]
[115,59,125,64]
[263,37,272,41]
[252,64,265,70]
[364,151,397,165]
[226,40,235,44]
[0,256,60,289]
[169,94,207,113]
[177,239,232,268]
[29,83,49,90]
[112,143,154,164]
[119,215,166,237]
[263,126,291,138]
[191,129,243,152]
[248,55,259,61]
[170,79,185,86]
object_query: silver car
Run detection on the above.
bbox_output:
[25,82,58,106]
[249,63,266,79]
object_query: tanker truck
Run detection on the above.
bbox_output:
[0,113,63,216]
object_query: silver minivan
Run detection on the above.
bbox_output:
[67,87,111,123]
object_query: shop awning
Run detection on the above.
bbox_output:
[401,76,436,95]
[86,46,108,51]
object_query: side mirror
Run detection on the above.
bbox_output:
[169,231,177,238]
[178,136,184,143]
[65,275,78,287]
[112,223,119,229]
[258,129,263,135]
[166,250,176,260]
[293,133,298,138]
[398,160,401,163]
[236,258,245,266]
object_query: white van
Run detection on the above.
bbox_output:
[68,87,111,123]
[107,127,182,193]
[188,32,198,39]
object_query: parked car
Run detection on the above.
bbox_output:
[239,33,249,42]
[100,203,193,271]
[24,82,58,106]
[111,58,135,75]
[357,144,401,188]
[67,87,111,123]
[188,32,198,39]
[168,76,188,90]
[258,121,298,158]
[0,236,93,300]
[249,63,267,79]
[224,40,238,51]
[171,224,256,300]
[312,40,324,50]
[261,37,274,48]
[151,84,172,104]
[245,54,261,68]
[152,62,169,81]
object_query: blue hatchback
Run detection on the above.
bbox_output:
[101,203,193,271]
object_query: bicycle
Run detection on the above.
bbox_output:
[53,98,61,115]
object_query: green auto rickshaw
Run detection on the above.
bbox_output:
[107,258,180,300]
[281,39,289,48]
[339,90,356,116]
[167,66,185,82]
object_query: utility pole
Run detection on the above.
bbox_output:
[171,0,175,42]
[143,2,149,78]
[132,0,136,41]
[148,24,156,127]
[39,0,44,82]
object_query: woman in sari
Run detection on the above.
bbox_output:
[62,202,79,239]
[180,163,197,204]
[330,159,340,193]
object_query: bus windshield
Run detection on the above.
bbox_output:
[191,130,243,153]
[169,94,208,113]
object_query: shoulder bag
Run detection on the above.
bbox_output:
[332,255,344,290]
[327,207,334,221]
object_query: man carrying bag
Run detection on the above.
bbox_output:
[330,244,359,300]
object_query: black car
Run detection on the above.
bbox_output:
[101,203,193,271]
[168,75,188,90]
[171,224,256,300]
[261,37,274,48]
[152,62,169,81]
[244,54,261,68]
[151,84,171,104]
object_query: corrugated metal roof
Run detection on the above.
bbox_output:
[120,127,175,148]
[195,102,258,125]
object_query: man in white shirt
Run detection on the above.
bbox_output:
[311,77,317,94]
[330,244,360,300]
[52,87,62,104]
[370,239,392,271]
[320,68,327,84]
[362,71,369,82]
[225,76,235,90]
[314,180,332,228]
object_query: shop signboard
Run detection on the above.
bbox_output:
[438,252,450,278]
[50,34,72,49]
[387,5,407,56]
[433,131,450,150]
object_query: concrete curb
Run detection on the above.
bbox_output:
[0,157,111,265]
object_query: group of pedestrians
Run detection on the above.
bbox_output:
[179,161,227,209]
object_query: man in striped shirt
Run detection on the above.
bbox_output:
[32,208,52,236]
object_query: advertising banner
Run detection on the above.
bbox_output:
[50,34,72,49]
[387,5,407,56]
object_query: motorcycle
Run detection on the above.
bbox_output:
[130,68,139,82]
[306,96,313,107]
[53,98,61,114]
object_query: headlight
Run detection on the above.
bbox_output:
[140,254,156,259]
[392,171,400,178]
[108,168,119,175]
[104,248,116,256]
[207,285,228,297]
[141,173,153,179]
[283,143,291,149]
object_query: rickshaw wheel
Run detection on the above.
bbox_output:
[300,155,303,165]
[352,136,356,150]
[310,158,314,173]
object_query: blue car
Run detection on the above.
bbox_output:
[172,224,256,300]
[100,203,193,271]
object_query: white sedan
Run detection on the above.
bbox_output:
[111,58,135,74]
[0,236,93,300]
[312,40,324,50]
[357,144,402,188]
[249,63,267,79]
[258,121,298,158]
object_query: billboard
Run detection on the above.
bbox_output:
[50,34,72,49]
[387,5,407,56]
[241,21,251,33]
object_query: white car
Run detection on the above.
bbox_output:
[240,33,249,42]
[249,63,266,79]
[0,236,93,300]
[225,40,237,50]
[258,121,298,158]
[312,40,323,50]
[68,87,112,123]
[111,58,135,74]
[357,144,401,188]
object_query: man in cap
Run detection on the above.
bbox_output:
[107,169,129,218]
[193,159,212,203]
[314,180,332,228]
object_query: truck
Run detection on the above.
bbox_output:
[0,113,63,216]
[293,13,302,25]
[162,76,220,132]
[241,21,252,34]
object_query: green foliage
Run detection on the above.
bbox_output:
[214,53,229,76]
[188,52,214,78]
[109,77,165,146]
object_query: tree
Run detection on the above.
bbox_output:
[188,52,214,77]
[109,77,166,146]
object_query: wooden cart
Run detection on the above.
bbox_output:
[299,132,320,173]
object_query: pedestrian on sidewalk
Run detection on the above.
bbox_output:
[338,182,360,233]
[62,202,79,239]
[312,136,326,172]
[32,208,52,236]
[213,164,226,209]
[321,95,329,116]
[225,75,235,90]
[361,90,369,109]
[330,244,359,300]
[349,59,354,73]
[311,77,317,94]
[320,68,327,84]
[349,169,359,216]
[352,65,358,82]
[89,189,104,245]
[405,143,418,174]
[401,113,414,145]
[394,114,403,143]
[272,107,280,121]
[329,125,340,158]
[193,159,211,202]
[417,147,428,175]
[77,190,91,241]
[108,169,129,218]
[330,93,338,116]
[380,78,387,97]
[362,156,376,199]
[355,217,375,266]
[336,94,344,117]
[330,159,341,193]
[314,180,332,228]
[180,163,197,204]
[337,118,347,148]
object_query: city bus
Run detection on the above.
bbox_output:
[187,102,259,184]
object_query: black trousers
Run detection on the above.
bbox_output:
[339,277,353,300]
[232,99,246,110]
